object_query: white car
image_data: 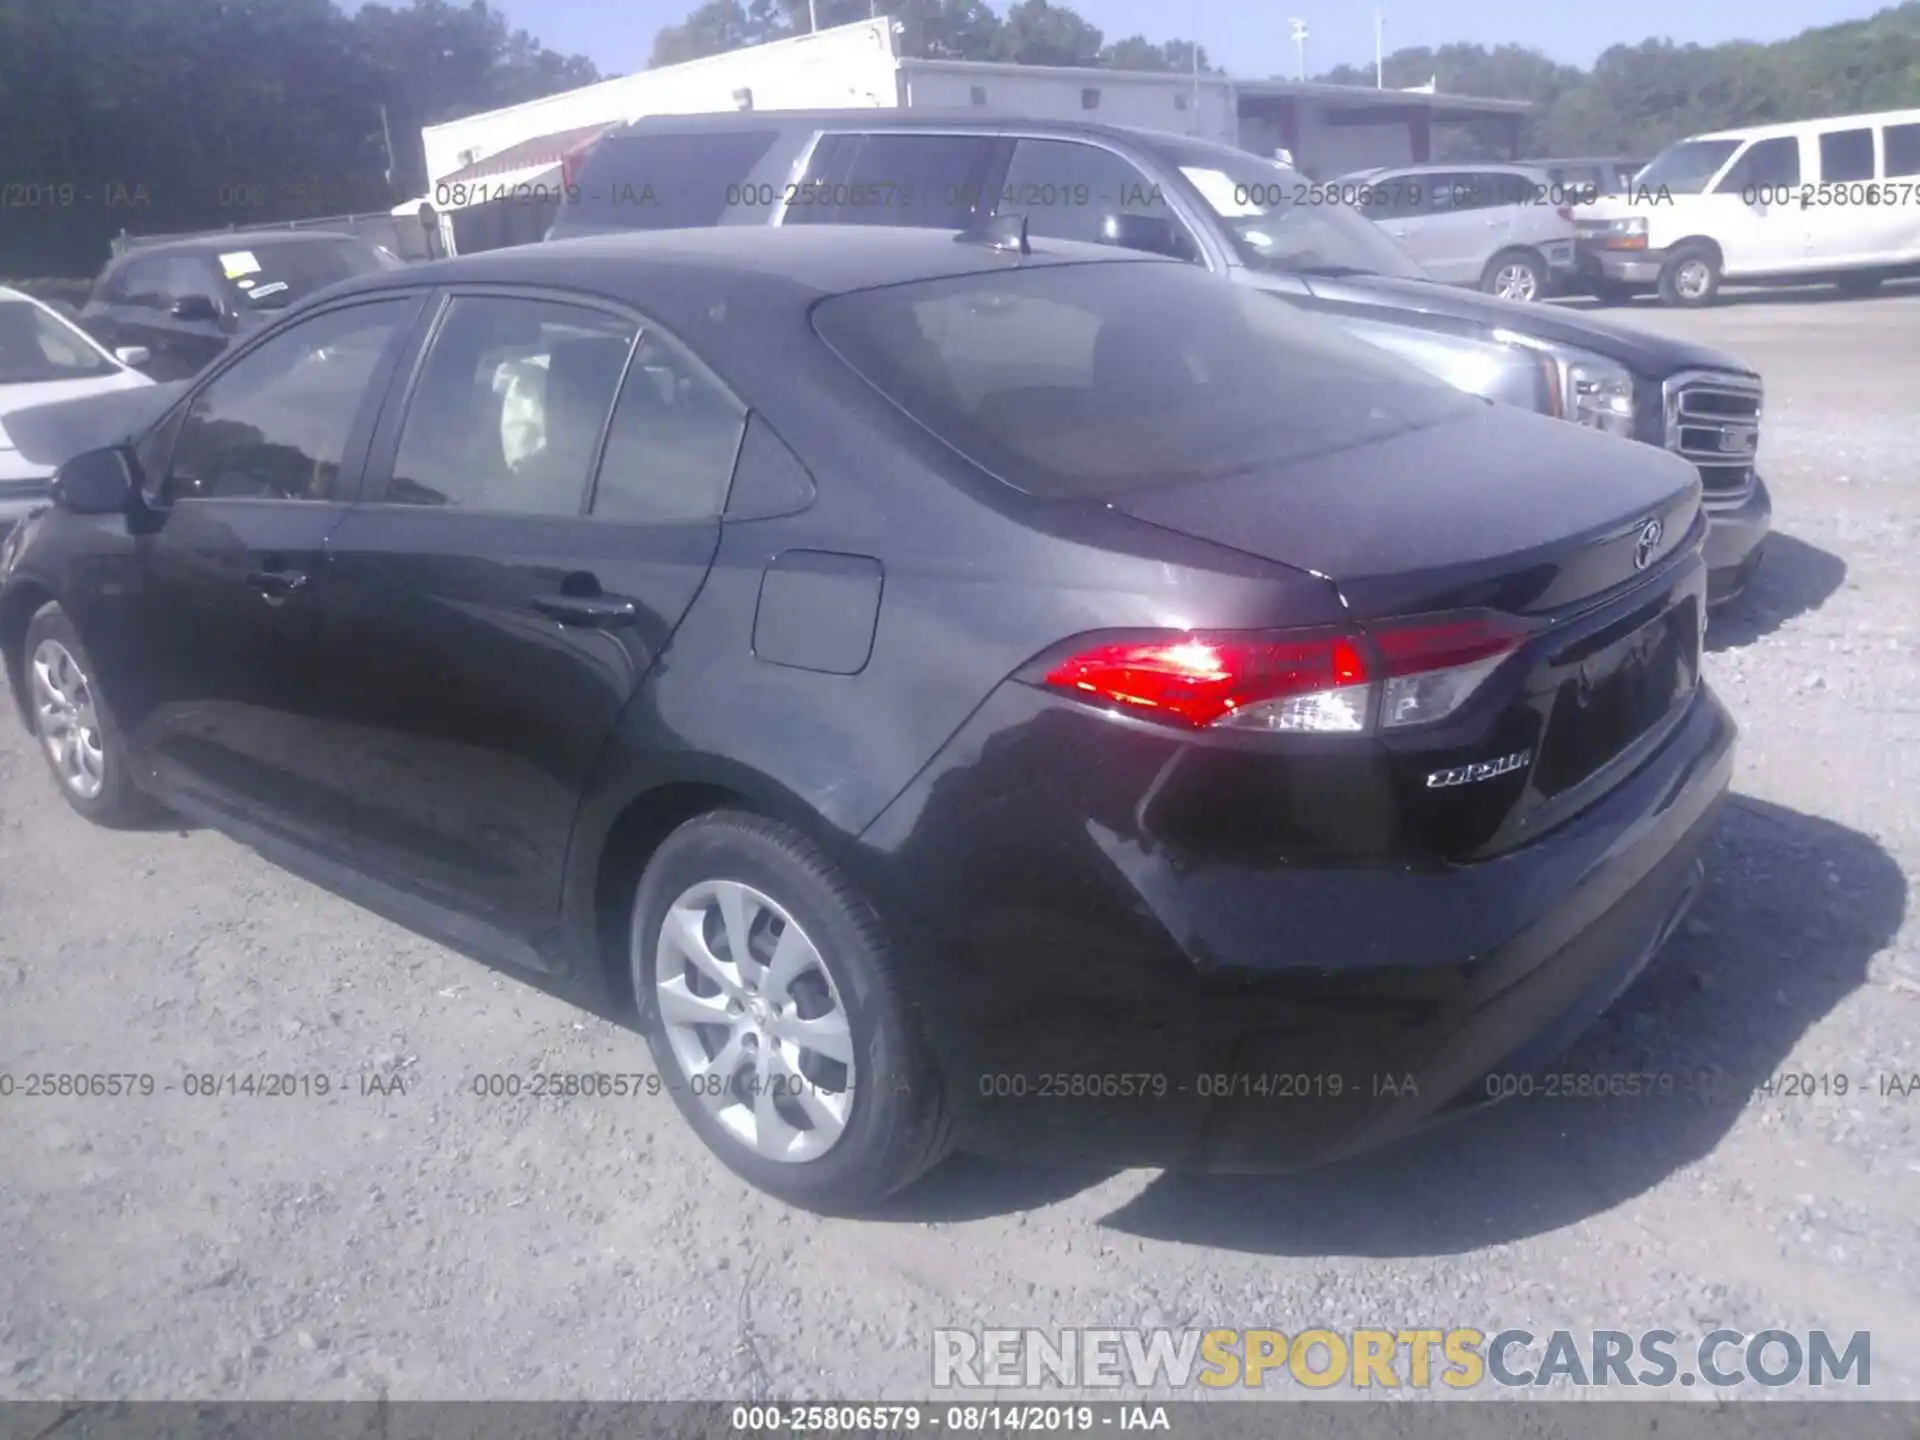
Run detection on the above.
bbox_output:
[1,286,154,528]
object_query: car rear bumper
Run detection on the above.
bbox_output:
[1576,240,1666,287]
[1703,473,1772,608]
[856,673,1737,1172]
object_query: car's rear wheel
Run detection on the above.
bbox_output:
[630,810,950,1213]
[1481,249,1546,302]
[22,602,157,827]
[1658,244,1721,307]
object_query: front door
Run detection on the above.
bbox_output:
[1707,135,1809,277]
[314,289,745,935]
[108,294,423,852]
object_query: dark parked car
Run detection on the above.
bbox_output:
[0,227,1734,1212]
[549,112,1769,606]
[79,231,405,382]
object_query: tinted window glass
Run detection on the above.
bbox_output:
[115,258,172,307]
[1818,128,1876,183]
[591,329,746,523]
[1887,123,1920,178]
[0,300,118,383]
[812,262,1475,501]
[214,239,391,313]
[1717,136,1800,192]
[784,133,994,228]
[995,139,1195,255]
[1637,139,1740,194]
[163,299,410,503]
[1419,173,1478,213]
[574,131,782,231]
[155,256,219,302]
[388,296,636,515]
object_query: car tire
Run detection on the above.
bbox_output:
[21,601,159,827]
[1835,271,1883,298]
[630,809,952,1214]
[1658,244,1721,307]
[1480,249,1547,302]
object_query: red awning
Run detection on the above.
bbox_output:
[435,122,616,187]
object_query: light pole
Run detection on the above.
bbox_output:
[1287,17,1308,83]
[1374,8,1384,88]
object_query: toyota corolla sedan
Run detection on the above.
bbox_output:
[0,225,1734,1213]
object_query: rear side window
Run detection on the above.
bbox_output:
[812,261,1474,501]
[1818,128,1876,183]
[1887,123,1920,178]
[783,133,995,228]
[591,329,746,523]
[388,296,637,514]
[572,131,781,231]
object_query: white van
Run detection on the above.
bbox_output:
[1572,107,1920,305]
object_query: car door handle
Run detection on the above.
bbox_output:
[532,593,637,627]
[246,569,308,600]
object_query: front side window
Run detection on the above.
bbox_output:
[387,295,637,515]
[0,300,118,383]
[784,133,995,229]
[994,139,1198,259]
[1155,139,1427,280]
[1636,139,1742,195]
[1886,123,1920,178]
[812,261,1474,501]
[163,299,412,503]
[1714,136,1801,193]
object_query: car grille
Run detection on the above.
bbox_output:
[1663,370,1761,509]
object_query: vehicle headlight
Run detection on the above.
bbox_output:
[1578,215,1647,239]
[1560,353,1636,436]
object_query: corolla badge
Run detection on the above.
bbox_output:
[1426,749,1532,788]
[1633,517,1664,571]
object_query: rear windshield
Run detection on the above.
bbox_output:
[569,131,783,231]
[219,239,399,312]
[812,260,1476,501]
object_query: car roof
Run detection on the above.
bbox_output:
[108,230,370,263]
[325,223,1160,309]
[605,108,1214,151]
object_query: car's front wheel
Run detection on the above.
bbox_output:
[1658,244,1722,307]
[22,601,156,826]
[631,810,951,1214]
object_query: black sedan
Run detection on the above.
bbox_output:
[0,225,1734,1213]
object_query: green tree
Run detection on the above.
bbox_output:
[992,0,1102,66]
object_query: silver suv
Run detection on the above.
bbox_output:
[1337,163,1582,301]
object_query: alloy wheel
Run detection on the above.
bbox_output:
[1493,262,1539,302]
[650,878,857,1163]
[1675,260,1712,300]
[30,638,106,800]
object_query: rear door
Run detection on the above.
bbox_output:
[313,288,746,931]
[1382,171,1488,283]
[1803,122,1892,268]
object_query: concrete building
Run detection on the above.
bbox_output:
[416,18,1529,252]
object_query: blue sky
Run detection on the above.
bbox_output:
[500,0,1886,77]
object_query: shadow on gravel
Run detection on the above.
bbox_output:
[1707,532,1847,653]
[1556,278,1920,311]
[1094,794,1903,1256]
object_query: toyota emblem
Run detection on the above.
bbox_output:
[1633,517,1664,571]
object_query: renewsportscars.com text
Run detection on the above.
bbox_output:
[932,1327,1872,1391]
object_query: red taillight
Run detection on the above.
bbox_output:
[1043,633,1370,731]
[1039,612,1533,735]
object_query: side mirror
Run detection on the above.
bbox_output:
[50,446,141,516]
[113,345,151,368]
[1100,212,1196,261]
[170,293,220,323]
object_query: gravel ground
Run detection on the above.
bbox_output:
[1,282,1917,1406]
